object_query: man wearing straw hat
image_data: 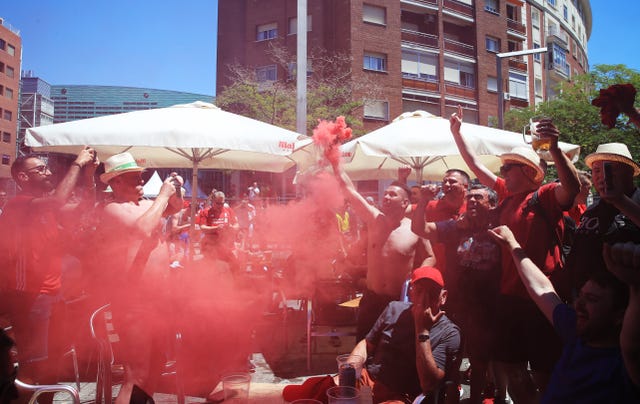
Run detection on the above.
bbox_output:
[566,143,640,294]
[94,152,183,403]
[450,106,580,402]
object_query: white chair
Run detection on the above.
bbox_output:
[15,378,80,404]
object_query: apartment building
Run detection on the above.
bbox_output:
[217,0,591,132]
[0,17,21,184]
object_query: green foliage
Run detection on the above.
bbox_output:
[503,64,640,172]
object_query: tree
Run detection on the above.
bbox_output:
[504,64,640,171]
[216,43,383,137]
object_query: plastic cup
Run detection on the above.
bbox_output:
[523,116,552,154]
[326,386,360,404]
[222,373,250,403]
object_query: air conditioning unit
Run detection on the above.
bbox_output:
[424,14,436,24]
[504,93,511,100]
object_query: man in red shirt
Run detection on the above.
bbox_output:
[0,148,97,403]
[197,191,240,273]
[450,106,580,402]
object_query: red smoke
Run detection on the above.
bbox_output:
[312,116,352,167]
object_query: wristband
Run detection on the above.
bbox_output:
[71,162,82,169]
[417,334,430,342]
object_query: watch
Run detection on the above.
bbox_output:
[417,334,430,342]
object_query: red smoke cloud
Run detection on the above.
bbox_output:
[312,116,352,167]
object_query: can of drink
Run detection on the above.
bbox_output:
[338,363,356,388]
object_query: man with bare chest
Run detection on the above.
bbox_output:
[332,163,435,340]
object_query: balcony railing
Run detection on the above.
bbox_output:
[508,58,528,72]
[444,82,476,99]
[402,76,440,92]
[507,18,526,35]
[401,29,439,49]
[402,0,439,7]
[443,0,474,18]
[443,38,475,58]
[547,26,568,45]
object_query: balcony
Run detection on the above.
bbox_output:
[547,26,568,46]
[443,0,474,19]
[508,58,528,72]
[402,0,439,7]
[444,82,476,99]
[443,38,475,58]
[507,18,526,36]
[402,76,440,92]
[401,29,439,49]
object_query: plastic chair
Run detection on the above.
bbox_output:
[15,378,80,404]
[90,304,185,404]
[306,279,358,370]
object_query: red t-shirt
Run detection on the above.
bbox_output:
[197,205,238,227]
[494,177,565,297]
[0,194,63,294]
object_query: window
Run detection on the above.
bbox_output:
[363,4,386,25]
[5,88,12,99]
[364,100,389,120]
[256,65,277,82]
[401,50,438,81]
[257,22,278,41]
[287,61,313,80]
[363,52,387,72]
[0,62,3,73]
[484,0,499,14]
[0,39,5,50]
[533,43,542,62]
[288,15,312,35]
[547,0,556,7]
[531,9,540,28]
[487,76,498,92]
[3,110,12,121]
[2,155,9,166]
[5,66,14,78]
[550,43,569,75]
[509,72,527,99]
[535,78,543,96]
[444,60,475,88]
[563,5,568,21]
[486,36,500,53]
[2,132,10,143]
[7,44,15,56]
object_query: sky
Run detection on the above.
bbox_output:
[0,1,638,97]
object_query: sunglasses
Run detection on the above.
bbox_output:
[499,163,524,174]
[26,165,49,174]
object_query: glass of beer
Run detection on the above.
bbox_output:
[523,116,552,154]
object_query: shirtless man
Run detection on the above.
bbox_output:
[331,162,435,340]
[94,152,183,403]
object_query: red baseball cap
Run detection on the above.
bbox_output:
[410,266,444,288]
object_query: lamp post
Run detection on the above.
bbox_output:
[496,47,547,129]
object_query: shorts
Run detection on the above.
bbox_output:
[6,290,64,364]
[492,294,562,373]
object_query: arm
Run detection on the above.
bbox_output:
[411,185,439,240]
[537,120,580,207]
[602,242,640,386]
[416,236,436,268]
[488,225,562,324]
[412,290,446,393]
[31,147,96,210]
[450,105,498,187]
[331,161,378,224]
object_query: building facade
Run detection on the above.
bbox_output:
[216,0,591,132]
[49,85,214,123]
[0,18,21,184]
[19,73,55,157]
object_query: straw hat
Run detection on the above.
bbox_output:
[500,146,545,182]
[100,152,145,184]
[584,143,640,176]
